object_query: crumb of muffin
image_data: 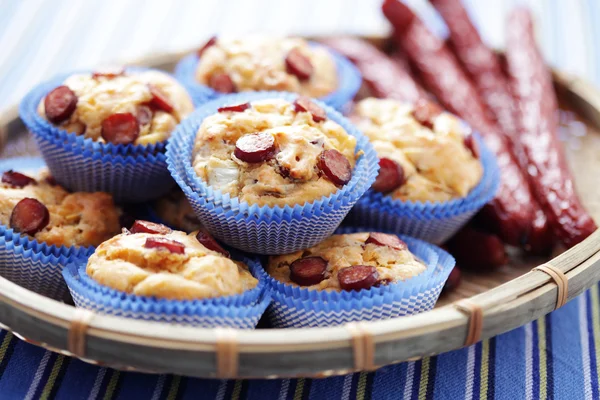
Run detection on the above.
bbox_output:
[267,232,426,291]
[353,98,483,202]
[38,69,194,145]
[195,36,337,98]
[192,98,358,207]
[86,228,257,300]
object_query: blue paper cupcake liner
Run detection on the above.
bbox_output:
[18,67,184,156]
[63,255,271,328]
[346,135,500,244]
[0,157,93,300]
[30,130,175,203]
[166,92,379,254]
[174,42,362,110]
[257,227,455,328]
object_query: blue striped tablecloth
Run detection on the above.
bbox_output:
[1,0,600,398]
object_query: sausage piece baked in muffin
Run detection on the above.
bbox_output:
[267,232,427,291]
[0,170,121,247]
[352,98,483,202]
[38,69,194,146]
[86,221,258,300]
[196,36,337,98]
[192,97,358,207]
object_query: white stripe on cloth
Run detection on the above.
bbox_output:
[151,374,167,400]
[278,378,291,400]
[87,367,107,400]
[341,373,353,400]
[579,295,593,399]
[24,350,52,400]
[524,322,533,400]
[215,379,229,400]
[464,345,475,400]
[403,361,416,399]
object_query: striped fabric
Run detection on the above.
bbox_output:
[1,0,600,398]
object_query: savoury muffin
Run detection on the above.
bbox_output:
[352,98,483,202]
[38,69,194,146]
[0,170,121,247]
[86,220,258,300]
[191,97,358,207]
[268,232,427,291]
[195,36,337,98]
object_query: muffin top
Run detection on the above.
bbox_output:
[195,36,338,98]
[0,170,121,247]
[192,97,358,207]
[86,221,258,300]
[154,189,202,233]
[352,98,483,202]
[267,232,427,291]
[38,69,194,146]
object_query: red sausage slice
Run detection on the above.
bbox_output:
[10,198,50,235]
[91,67,125,80]
[234,132,276,163]
[464,134,480,159]
[218,102,250,113]
[44,85,78,124]
[338,265,379,291]
[101,113,140,145]
[147,85,174,113]
[285,48,314,81]
[317,149,352,185]
[130,220,172,235]
[293,96,327,123]
[196,231,229,257]
[2,171,36,188]
[411,99,442,130]
[372,158,405,193]
[144,237,185,254]
[289,256,328,286]
[209,73,236,93]
[365,232,407,250]
[443,267,462,293]
[197,36,217,58]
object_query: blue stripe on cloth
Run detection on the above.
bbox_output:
[0,336,37,398]
[545,314,554,400]
[471,343,482,400]
[53,358,110,400]
[586,289,600,400]
[494,324,526,397]
[550,300,584,398]
[245,378,284,400]
[488,336,496,399]
[179,377,224,400]
[115,371,161,400]
[532,321,540,400]
[371,363,408,400]
[433,345,468,399]
[410,360,422,400]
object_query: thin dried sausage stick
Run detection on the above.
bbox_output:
[382,0,535,246]
[506,9,596,247]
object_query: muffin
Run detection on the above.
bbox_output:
[0,170,121,248]
[0,159,122,300]
[37,68,194,146]
[166,92,378,254]
[87,221,257,300]
[352,98,483,202]
[190,97,358,207]
[20,68,193,203]
[175,36,362,110]
[153,189,202,232]
[260,227,455,328]
[268,232,426,291]
[64,220,270,328]
[347,99,499,244]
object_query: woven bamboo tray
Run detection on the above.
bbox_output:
[0,49,599,379]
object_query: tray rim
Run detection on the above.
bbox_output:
[0,51,600,379]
